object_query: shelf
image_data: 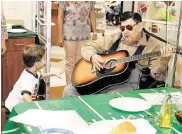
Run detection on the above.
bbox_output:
[143,19,177,26]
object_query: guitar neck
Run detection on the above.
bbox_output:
[118,51,162,63]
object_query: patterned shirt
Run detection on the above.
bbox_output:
[58,1,95,41]
[1,6,8,41]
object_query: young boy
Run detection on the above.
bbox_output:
[5,44,56,118]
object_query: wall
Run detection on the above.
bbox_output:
[131,1,182,47]
[123,1,133,12]
[2,1,35,30]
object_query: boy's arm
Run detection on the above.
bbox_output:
[40,72,56,79]
[23,94,32,102]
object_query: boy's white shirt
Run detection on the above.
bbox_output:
[5,69,41,112]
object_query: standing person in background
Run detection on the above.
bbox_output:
[57,1,97,84]
[1,5,8,55]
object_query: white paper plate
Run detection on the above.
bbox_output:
[87,119,156,134]
[8,29,27,33]
[87,120,120,134]
[109,97,152,112]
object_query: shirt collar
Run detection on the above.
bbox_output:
[134,31,148,46]
[25,68,38,78]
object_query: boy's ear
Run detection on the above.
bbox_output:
[35,62,39,67]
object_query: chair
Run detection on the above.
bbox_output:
[37,79,46,100]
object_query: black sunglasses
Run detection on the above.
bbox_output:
[120,23,138,32]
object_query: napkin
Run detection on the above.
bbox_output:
[10,109,88,134]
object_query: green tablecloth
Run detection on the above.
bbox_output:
[2,87,182,134]
[8,25,36,38]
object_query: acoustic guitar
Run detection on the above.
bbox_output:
[72,48,181,95]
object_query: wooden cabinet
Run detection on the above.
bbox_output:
[1,53,9,102]
[1,37,35,101]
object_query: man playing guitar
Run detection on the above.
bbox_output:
[63,11,171,97]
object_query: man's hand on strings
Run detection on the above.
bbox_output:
[91,54,105,71]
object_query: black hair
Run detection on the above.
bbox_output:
[23,44,45,68]
[120,11,142,23]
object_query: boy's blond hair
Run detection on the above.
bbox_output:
[23,44,45,68]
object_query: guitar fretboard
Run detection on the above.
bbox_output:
[117,51,161,63]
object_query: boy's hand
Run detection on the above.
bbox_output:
[48,72,62,79]
[56,72,64,79]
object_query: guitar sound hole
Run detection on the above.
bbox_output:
[105,59,117,69]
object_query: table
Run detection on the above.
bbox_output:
[2,87,182,134]
[8,25,40,45]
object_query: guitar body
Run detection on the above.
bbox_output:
[71,50,134,95]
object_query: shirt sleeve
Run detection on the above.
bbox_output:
[149,43,170,81]
[21,90,31,95]
[19,78,36,95]
[90,1,96,11]
[58,1,66,11]
[81,33,119,61]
